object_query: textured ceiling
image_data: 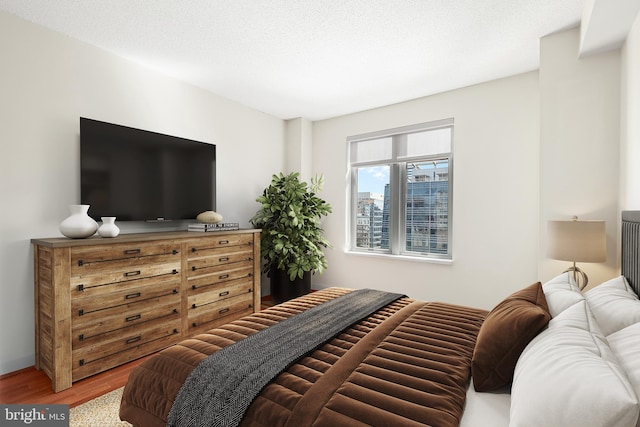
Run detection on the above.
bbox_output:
[0,0,594,120]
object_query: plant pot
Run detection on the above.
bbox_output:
[270,269,311,304]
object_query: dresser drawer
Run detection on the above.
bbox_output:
[72,293,180,336]
[187,234,254,257]
[188,264,254,291]
[72,312,181,348]
[72,278,180,316]
[72,321,181,381]
[71,242,180,275]
[188,280,253,310]
[189,292,254,332]
[70,259,180,291]
[188,246,253,277]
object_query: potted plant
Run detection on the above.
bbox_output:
[250,172,332,303]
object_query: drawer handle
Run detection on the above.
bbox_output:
[192,303,197,309]
[219,274,229,280]
[219,257,229,262]
[126,336,142,345]
[218,240,229,245]
[172,269,179,275]
[125,292,141,300]
[124,270,141,277]
[219,291,229,297]
[126,314,141,322]
[124,249,141,255]
[219,308,229,314]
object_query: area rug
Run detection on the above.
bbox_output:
[69,387,131,427]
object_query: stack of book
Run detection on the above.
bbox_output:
[188,222,240,232]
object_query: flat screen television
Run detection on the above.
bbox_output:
[80,117,216,222]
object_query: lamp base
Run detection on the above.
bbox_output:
[562,263,589,290]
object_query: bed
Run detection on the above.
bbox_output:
[120,211,640,427]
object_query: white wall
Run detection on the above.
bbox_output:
[0,11,285,375]
[312,72,541,309]
[621,13,640,210]
[538,28,621,289]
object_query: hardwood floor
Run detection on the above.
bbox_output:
[0,355,152,408]
[0,297,275,408]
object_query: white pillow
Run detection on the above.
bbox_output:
[608,322,640,427]
[543,272,579,290]
[510,301,639,427]
[587,275,638,297]
[542,273,584,318]
[585,276,640,336]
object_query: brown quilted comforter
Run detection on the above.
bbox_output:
[120,288,487,427]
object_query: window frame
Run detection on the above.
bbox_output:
[347,119,454,260]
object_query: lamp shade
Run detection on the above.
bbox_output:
[547,219,606,263]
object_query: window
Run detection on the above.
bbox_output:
[348,119,453,260]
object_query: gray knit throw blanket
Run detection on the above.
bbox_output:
[167,288,404,427]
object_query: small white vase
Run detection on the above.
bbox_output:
[98,217,120,238]
[59,205,98,239]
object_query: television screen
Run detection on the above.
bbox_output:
[80,117,216,222]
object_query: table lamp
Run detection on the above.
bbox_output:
[547,216,606,289]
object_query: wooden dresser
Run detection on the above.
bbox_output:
[31,229,261,392]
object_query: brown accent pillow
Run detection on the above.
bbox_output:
[472,282,551,392]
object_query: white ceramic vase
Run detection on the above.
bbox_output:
[98,217,120,238]
[59,204,98,239]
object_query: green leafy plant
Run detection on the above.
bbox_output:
[250,172,332,281]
